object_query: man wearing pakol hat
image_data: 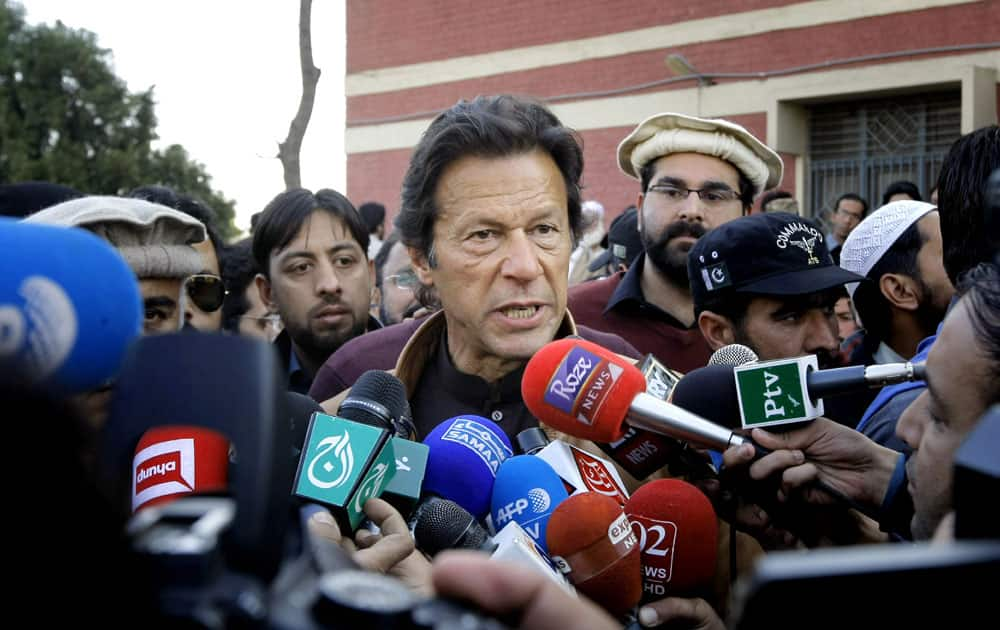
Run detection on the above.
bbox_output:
[569,112,783,373]
[837,200,953,450]
[26,195,207,335]
[688,212,865,425]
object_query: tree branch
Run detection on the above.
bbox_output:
[277,0,320,190]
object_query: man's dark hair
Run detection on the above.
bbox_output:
[640,161,756,211]
[958,262,1000,393]
[252,188,369,276]
[397,95,584,264]
[851,221,928,341]
[373,230,402,288]
[219,238,257,332]
[936,125,1000,286]
[358,202,386,235]
[882,180,923,205]
[129,185,225,272]
[834,192,869,217]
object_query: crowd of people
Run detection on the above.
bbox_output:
[2,94,998,627]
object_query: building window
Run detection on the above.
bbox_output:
[809,90,961,219]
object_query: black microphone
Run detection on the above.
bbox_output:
[339,369,416,440]
[411,496,497,556]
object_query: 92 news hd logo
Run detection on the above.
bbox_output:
[131,438,195,511]
[544,346,624,425]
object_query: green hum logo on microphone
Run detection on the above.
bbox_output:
[295,412,397,531]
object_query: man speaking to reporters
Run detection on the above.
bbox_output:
[310,95,638,441]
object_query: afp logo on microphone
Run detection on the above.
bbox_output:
[544,346,624,425]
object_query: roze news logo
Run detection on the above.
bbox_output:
[544,346,624,425]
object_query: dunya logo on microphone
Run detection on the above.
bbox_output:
[307,431,355,489]
[442,417,513,475]
[544,346,623,425]
[131,438,196,511]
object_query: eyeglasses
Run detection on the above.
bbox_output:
[240,313,282,335]
[647,183,740,206]
[184,273,228,312]
[384,270,420,290]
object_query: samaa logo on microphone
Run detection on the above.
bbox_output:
[544,346,624,425]
[442,417,513,476]
[131,438,195,511]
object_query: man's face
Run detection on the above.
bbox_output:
[833,296,858,342]
[913,212,954,320]
[238,282,281,342]
[832,199,864,239]
[379,240,420,325]
[896,298,991,540]
[140,277,184,334]
[413,150,572,379]
[185,238,223,332]
[638,153,744,286]
[733,291,841,367]
[258,210,373,362]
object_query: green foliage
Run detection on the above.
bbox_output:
[0,1,238,239]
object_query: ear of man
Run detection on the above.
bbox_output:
[697,310,738,350]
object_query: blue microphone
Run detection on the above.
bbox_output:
[0,219,142,394]
[421,415,513,519]
[490,455,569,553]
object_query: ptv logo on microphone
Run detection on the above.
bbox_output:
[132,438,196,512]
[544,346,624,425]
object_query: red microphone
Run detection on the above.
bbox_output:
[523,338,749,450]
[131,426,229,512]
[546,492,642,616]
[625,479,718,602]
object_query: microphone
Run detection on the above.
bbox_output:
[336,370,428,516]
[522,338,750,451]
[708,343,759,367]
[625,479,718,602]
[421,415,513,519]
[491,520,575,592]
[490,455,569,553]
[294,410,398,534]
[0,218,142,394]
[533,439,630,506]
[131,425,230,512]
[339,370,416,440]
[546,492,642,616]
[411,496,496,557]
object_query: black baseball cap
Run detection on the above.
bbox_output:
[688,212,864,313]
[588,207,643,272]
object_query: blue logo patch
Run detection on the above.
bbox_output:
[442,417,513,476]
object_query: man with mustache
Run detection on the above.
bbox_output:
[568,113,782,372]
[253,188,381,394]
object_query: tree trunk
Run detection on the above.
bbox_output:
[277,0,320,190]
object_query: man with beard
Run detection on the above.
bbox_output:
[568,113,782,372]
[688,212,864,377]
[253,188,381,394]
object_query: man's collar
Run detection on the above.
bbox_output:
[603,254,690,329]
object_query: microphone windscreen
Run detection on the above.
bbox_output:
[625,479,718,600]
[422,415,513,518]
[131,425,229,512]
[0,219,142,394]
[668,364,742,429]
[708,343,759,367]
[411,496,494,557]
[339,370,415,439]
[491,455,569,553]
[546,492,642,616]
[522,338,646,443]
[285,391,323,460]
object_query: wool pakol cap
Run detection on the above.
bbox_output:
[688,211,864,314]
[24,195,206,279]
[839,200,937,300]
[617,112,783,196]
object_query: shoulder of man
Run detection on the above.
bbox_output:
[568,273,621,312]
[575,323,642,360]
[308,317,424,402]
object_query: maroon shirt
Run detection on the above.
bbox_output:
[568,256,711,374]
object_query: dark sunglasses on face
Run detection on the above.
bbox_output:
[184,273,228,312]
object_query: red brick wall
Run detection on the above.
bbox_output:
[347,0,792,72]
[348,1,998,124]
